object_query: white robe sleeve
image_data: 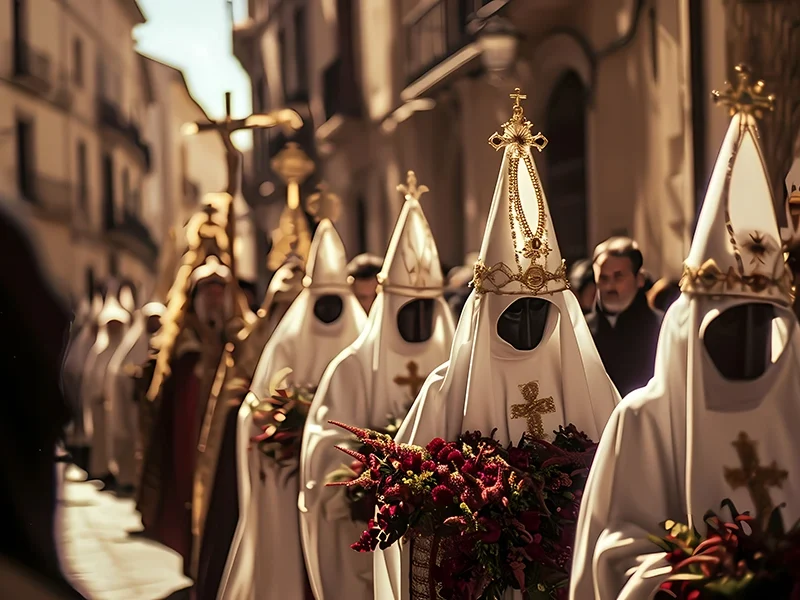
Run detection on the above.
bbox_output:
[373,365,448,600]
[570,392,683,600]
[298,352,372,600]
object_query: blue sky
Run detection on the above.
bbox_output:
[134,0,253,149]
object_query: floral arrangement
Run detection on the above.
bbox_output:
[326,416,405,523]
[250,383,316,465]
[327,421,597,600]
[650,500,800,599]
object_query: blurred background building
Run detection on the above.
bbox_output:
[0,0,237,305]
[2,0,798,302]
[232,0,800,288]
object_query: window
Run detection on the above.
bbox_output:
[294,8,308,95]
[12,0,25,46]
[122,168,131,214]
[73,37,83,86]
[102,153,115,229]
[85,267,95,300]
[16,117,34,200]
[278,28,289,98]
[13,0,26,74]
[543,71,588,266]
[77,141,88,212]
[355,194,368,253]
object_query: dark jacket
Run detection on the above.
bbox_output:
[586,291,663,397]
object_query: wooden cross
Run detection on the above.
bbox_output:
[712,63,776,119]
[510,381,556,440]
[724,431,788,526]
[393,360,426,399]
[183,91,303,274]
[397,170,429,203]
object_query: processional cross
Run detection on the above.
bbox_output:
[511,381,556,440]
[182,91,303,273]
[393,360,427,399]
[724,431,788,527]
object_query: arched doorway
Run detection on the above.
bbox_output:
[543,71,588,266]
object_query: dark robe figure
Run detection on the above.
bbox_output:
[191,260,302,600]
[586,289,663,397]
[0,204,82,598]
[137,266,232,576]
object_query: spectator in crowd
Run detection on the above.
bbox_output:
[346,253,383,313]
[586,236,663,396]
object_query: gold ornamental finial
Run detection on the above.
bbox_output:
[712,64,775,119]
[306,182,342,223]
[488,87,548,156]
[397,170,429,203]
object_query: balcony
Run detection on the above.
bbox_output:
[13,40,52,94]
[322,57,362,123]
[107,211,159,268]
[404,0,487,85]
[96,98,152,171]
[20,173,72,223]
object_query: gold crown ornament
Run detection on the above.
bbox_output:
[680,65,794,305]
[472,88,568,296]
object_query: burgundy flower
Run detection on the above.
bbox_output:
[426,437,447,454]
[401,451,422,472]
[421,460,436,472]
[446,449,465,468]
[520,511,542,533]
[477,517,502,543]
[432,485,456,507]
[508,447,530,470]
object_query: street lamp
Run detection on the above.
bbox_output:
[476,16,520,74]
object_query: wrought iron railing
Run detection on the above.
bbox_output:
[404,0,488,83]
[13,40,52,90]
[107,211,159,266]
[96,98,152,170]
[20,173,73,222]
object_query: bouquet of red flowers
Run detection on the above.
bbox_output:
[327,421,597,600]
[326,416,405,523]
[250,383,316,465]
[650,500,800,599]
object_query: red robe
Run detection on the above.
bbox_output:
[138,350,203,574]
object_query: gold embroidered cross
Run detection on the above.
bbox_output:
[712,63,775,118]
[510,381,555,439]
[724,431,788,526]
[393,361,426,399]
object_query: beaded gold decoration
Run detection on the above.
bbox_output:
[680,65,793,305]
[473,88,568,296]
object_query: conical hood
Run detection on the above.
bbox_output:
[119,284,136,313]
[379,171,444,298]
[304,218,349,292]
[473,88,568,296]
[98,294,130,326]
[682,67,792,305]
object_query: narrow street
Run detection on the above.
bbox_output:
[59,467,192,600]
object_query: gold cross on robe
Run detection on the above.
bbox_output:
[511,381,555,439]
[393,361,426,399]
[724,431,788,526]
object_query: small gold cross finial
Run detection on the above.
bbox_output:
[306,182,342,224]
[393,360,426,399]
[510,381,556,439]
[510,88,527,107]
[724,431,788,527]
[397,171,429,203]
[712,64,776,119]
[488,87,548,155]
